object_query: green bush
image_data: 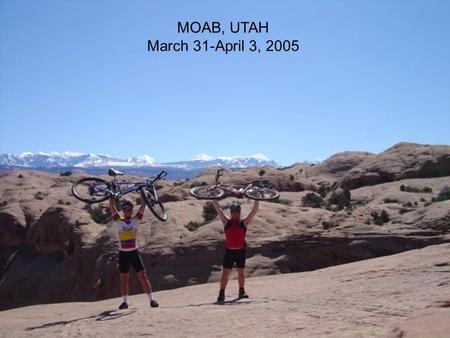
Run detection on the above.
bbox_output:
[184,221,204,231]
[383,198,399,204]
[328,189,351,210]
[202,201,217,222]
[436,186,450,202]
[371,210,390,225]
[301,192,323,208]
[318,184,330,198]
[399,208,413,214]
[88,205,111,224]
[400,185,433,193]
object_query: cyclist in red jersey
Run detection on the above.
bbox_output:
[212,199,259,302]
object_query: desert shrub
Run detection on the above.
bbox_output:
[383,198,399,204]
[289,174,295,181]
[414,201,418,206]
[202,201,217,222]
[436,186,450,202]
[185,221,204,231]
[88,205,111,224]
[405,201,413,207]
[173,181,184,186]
[59,171,72,177]
[420,197,426,202]
[371,210,390,225]
[302,192,323,208]
[258,169,266,177]
[57,199,65,205]
[399,208,413,214]
[328,189,351,210]
[317,184,331,198]
[322,220,339,230]
[18,174,24,179]
[401,185,433,193]
[34,191,45,200]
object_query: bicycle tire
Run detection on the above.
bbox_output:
[71,177,110,204]
[244,187,279,200]
[140,187,167,222]
[190,186,225,200]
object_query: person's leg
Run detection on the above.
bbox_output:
[217,268,231,302]
[137,270,152,294]
[118,251,130,309]
[237,249,248,299]
[132,251,158,307]
[218,249,233,302]
[120,272,129,296]
[119,273,130,308]
[220,268,232,290]
[237,268,245,288]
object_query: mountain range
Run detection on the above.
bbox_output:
[0,152,278,178]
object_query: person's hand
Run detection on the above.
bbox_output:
[136,197,143,205]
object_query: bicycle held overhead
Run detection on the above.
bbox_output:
[190,169,280,200]
[71,168,168,221]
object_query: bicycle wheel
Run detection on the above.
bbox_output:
[140,187,167,222]
[244,187,279,200]
[71,178,110,204]
[190,186,225,200]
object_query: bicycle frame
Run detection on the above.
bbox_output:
[211,182,254,197]
[91,171,166,201]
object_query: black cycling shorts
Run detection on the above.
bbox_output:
[222,248,246,269]
[118,250,144,273]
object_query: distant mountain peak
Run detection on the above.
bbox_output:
[192,152,271,162]
[0,151,277,170]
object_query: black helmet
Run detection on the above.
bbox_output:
[121,200,134,210]
[230,201,241,212]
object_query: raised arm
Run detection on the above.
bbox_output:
[109,197,121,221]
[212,200,229,225]
[135,197,146,219]
[243,200,259,226]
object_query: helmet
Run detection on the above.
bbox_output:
[121,200,134,210]
[230,201,241,212]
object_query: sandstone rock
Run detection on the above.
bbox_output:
[342,142,450,189]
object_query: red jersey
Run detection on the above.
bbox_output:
[225,219,247,249]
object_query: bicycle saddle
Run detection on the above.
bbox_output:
[108,168,124,176]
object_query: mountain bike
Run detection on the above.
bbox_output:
[71,168,168,221]
[190,169,279,200]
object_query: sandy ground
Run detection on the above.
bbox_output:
[1,244,449,338]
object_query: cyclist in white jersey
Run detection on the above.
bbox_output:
[109,197,159,309]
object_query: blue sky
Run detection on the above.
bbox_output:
[0,0,449,165]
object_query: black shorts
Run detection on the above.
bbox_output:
[119,250,144,273]
[222,248,246,269]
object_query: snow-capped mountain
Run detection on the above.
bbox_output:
[0,152,157,168]
[165,153,277,169]
[0,152,277,170]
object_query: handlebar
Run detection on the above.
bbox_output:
[215,169,225,181]
[152,170,168,182]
